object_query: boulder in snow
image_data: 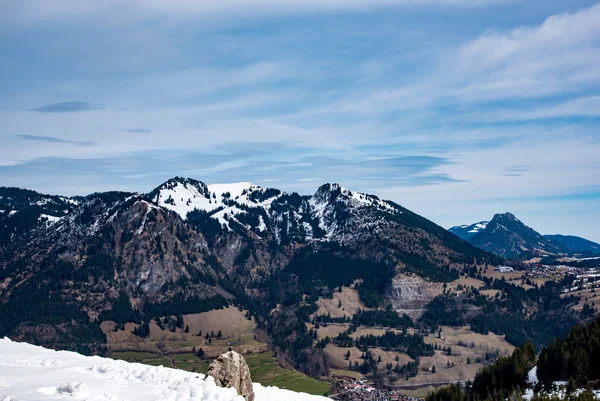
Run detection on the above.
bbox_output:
[208,351,255,401]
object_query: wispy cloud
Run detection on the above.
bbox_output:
[15,135,97,147]
[30,101,101,113]
[451,3,600,102]
[126,128,152,134]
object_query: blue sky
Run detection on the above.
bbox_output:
[1,0,599,241]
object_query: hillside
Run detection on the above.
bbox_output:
[537,315,600,388]
[447,221,489,242]
[544,234,600,255]
[0,187,79,248]
[427,315,600,401]
[449,213,598,259]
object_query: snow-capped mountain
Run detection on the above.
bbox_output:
[146,178,401,241]
[0,177,498,351]
[0,338,326,401]
[450,212,599,259]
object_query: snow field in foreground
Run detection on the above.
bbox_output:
[0,338,327,401]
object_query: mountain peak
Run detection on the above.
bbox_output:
[451,212,569,258]
[315,183,342,194]
[145,177,276,228]
[492,212,519,222]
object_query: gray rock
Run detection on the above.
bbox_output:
[207,351,255,401]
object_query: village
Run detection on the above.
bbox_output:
[330,375,429,401]
[520,262,600,295]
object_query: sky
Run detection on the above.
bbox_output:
[1,0,599,242]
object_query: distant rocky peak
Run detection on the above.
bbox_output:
[492,212,519,222]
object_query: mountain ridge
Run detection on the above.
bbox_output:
[0,177,499,353]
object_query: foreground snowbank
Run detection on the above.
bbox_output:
[0,338,327,401]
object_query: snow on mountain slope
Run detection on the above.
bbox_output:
[150,178,281,230]
[449,221,489,241]
[39,214,61,224]
[469,222,488,233]
[309,183,400,239]
[0,338,327,401]
[0,187,79,248]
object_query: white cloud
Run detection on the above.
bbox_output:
[450,3,600,101]
[300,3,600,117]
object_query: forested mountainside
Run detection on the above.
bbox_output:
[544,234,600,255]
[450,213,600,259]
[0,187,80,248]
[428,315,600,401]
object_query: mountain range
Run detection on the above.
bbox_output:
[449,213,600,259]
[0,177,499,352]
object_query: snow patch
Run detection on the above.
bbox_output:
[39,214,61,224]
[467,221,488,233]
[523,367,600,400]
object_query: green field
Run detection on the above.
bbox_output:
[244,352,331,395]
[111,351,331,396]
